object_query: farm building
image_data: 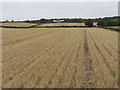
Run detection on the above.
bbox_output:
[53,20,64,23]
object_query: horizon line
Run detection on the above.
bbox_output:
[1,15,119,21]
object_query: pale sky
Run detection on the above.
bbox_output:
[1,2,119,21]
[0,0,119,2]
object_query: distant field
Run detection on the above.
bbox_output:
[107,26,120,29]
[38,23,85,27]
[0,22,98,28]
[1,22,37,27]
[93,22,97,26]
[37,22,98,27]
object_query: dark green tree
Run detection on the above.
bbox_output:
[85,19,93,27]
[40,18,47,23]
[11,20,14,22]
[5,20,9,22]
[97,20,105,26]
[118,18,120,26]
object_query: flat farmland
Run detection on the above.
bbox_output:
[108,26,120,29]
[38,23,97,27]
[38,23,85,27]
[2,28,118,88]
[1,22,36,27]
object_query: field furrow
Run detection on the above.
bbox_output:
[2,28,118,88]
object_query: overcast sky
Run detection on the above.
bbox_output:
[1,2,118,21]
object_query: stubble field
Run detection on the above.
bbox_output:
[2,28,118,88]
[37,23,97,27]
[0,22,36,27]
[38,23,85,27]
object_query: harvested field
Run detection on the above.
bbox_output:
[2,28,118,88]
[38,23,85,27]
[0,28,2,89]
[1,22,36,27]
[38,23,98,27]
[108,26,120,29]
[93,22,97,26]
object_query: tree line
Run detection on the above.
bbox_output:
[23,18,84,23]
[2,16,120,27]
[84,16,120,27]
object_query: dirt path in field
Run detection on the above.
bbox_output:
[2,28,118,88]
[83,30,94,88]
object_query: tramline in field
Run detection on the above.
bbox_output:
[2,28,118,88]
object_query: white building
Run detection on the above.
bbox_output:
[53,20,64,23]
